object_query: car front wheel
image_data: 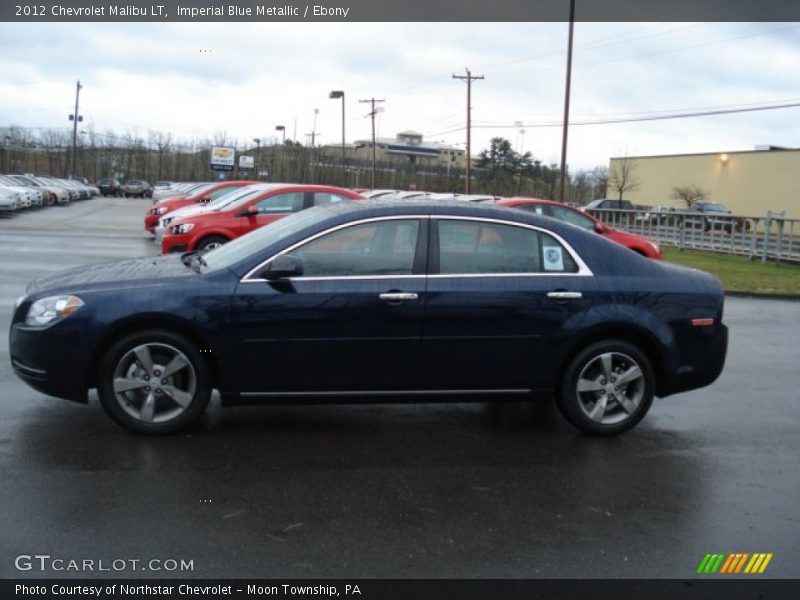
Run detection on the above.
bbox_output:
[196,236,228,252]
[557,339,655,435]
[98,330,211,434]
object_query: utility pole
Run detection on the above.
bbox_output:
[311,108,319,147]
[558,0,576,203]
[452,69,484,194]
[359,97,385,189]
[69,80,83,178]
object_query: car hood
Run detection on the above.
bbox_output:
[166,203,216,221]
[26,254,195,295]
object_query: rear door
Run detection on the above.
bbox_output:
[420,217,596,391]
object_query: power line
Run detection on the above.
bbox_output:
[426,100,800,137]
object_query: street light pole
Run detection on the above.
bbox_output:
[69,80,83,177]
[253,138,261,179]
[329,90,346,174]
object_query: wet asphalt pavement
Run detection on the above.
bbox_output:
[0,197,798,579]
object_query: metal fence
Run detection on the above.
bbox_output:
[586,208,800,264]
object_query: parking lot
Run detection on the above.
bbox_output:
[0,196,798,579]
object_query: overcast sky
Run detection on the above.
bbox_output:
[1,21,799,170]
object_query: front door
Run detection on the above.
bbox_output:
[230,217,428,393]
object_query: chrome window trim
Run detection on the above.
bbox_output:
[242,215,427,282]
[434,215,593,277]
[240,213,593,283]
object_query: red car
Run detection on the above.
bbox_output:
[495,198,662,259]
[144,181,254,233]
[161,184,364,254]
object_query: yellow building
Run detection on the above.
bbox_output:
[609,147,800,217]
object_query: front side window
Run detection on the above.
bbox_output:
[437,219,577,274]
[291,219,420,277]
[254,192,304,214]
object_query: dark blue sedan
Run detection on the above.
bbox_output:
[10,201,728,435]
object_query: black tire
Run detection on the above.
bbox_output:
[97,329,212,435]
[195,235,229,252]
[557,339,655,436]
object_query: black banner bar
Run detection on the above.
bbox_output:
[3,0,800,22]
[3,579,800,600]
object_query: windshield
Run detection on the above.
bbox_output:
[202,206,332,271]
[208,185,271,210]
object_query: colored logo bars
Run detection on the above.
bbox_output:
[697,553,773,574]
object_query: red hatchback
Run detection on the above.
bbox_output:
[496,198,662,259]
[144,181,254,233]
[161,184,364,254]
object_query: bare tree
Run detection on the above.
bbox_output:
[670,184,709,208]
[608,154,640,206]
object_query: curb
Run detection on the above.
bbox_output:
[725,291,800,301]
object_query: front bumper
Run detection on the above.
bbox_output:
[161,233,191,254]
[10,322,92,403]
[144,213,161,233]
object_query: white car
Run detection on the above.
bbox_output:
[7,175,63,205]
[0,189,20,211]
[1,176,45,207]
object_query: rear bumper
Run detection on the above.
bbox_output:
[660,323,728,397]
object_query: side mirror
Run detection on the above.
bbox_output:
[595,222,608,234]
[236,205,259,218]
[262,254,303,280]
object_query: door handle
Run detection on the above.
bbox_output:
[547,291,583,299]
[379,292,419,302]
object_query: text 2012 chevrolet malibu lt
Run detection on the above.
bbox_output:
[10,201,728,435]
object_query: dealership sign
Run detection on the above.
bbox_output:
[238,155,255,171]
[209,146,235,171]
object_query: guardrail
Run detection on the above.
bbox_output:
[586,208,799,264]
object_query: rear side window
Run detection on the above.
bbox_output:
[437,220,578,274]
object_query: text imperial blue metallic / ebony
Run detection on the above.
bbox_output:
[10,200,727,435]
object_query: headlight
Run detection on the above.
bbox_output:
[25,295,84,326]
[151,206,168,215]
[170,223,194,235]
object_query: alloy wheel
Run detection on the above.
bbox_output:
[111,343,197,424]
[575,351,645,425]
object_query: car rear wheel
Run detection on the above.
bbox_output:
[98,330,211,434]
[196,236,228,252]
[557,339,654,435]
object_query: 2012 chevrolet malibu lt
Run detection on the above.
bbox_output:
[10,201,728,435]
